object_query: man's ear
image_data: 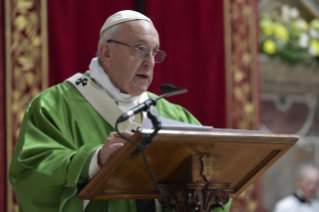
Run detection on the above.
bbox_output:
[98,42,112,67]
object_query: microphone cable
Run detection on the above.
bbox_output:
[115,120,172,212]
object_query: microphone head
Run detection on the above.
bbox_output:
[160,84,182,92]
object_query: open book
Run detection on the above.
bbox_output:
[141,116,213,131]
[141,116,265,133]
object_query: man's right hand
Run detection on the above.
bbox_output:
[98,131,133,167]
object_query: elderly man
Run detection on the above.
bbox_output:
[273,164,319,212]
[9,10,232,212]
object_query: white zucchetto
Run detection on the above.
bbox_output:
[100,10,153,36]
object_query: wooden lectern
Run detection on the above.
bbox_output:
[78,129,298,212]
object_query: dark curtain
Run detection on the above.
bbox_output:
[48,1,226,128]
[146,1,226,127]
[48,0,135,86]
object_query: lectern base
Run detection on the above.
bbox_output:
[158,181,230,212]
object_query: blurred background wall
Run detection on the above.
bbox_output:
[259,0,319,211]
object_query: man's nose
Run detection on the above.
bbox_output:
[143,53,155,66]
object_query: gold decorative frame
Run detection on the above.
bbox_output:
[5,0,48,211]
[224,0,261,211]
[224,0,260,130]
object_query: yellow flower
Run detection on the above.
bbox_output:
[263,39,276,54]
[309,39,319,56]
[274,24,289,41]
[310,19,319,31]
[292,18,309,36]
[260,18,274,35]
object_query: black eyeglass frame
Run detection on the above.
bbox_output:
[107,39,166,63]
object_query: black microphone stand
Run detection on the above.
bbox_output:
[115,106,172,212]
[131,105,162,158]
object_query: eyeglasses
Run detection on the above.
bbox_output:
[107,39,166,63]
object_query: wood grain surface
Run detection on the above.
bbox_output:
[78,129,298,200]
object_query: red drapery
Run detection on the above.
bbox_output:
[146,1,226,128]
[48,1,226,128]
[48,0,135,87]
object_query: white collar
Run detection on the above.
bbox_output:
[88,57,145,104]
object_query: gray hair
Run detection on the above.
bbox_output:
[97,24,123,66]
[296,164,319,179]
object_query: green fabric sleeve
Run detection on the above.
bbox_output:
[79,147,101,181]
[9,85,105,212]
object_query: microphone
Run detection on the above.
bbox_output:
[117,98,156,123]
[117,84,187,123]
[160,84,184,92]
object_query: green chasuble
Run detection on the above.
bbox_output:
[9,79,232,212]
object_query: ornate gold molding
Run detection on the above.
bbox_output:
[5,0,48,211]
[224,0,260,211]
[224,0,260,130]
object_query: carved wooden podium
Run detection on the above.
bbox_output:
[78,128,298,212]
